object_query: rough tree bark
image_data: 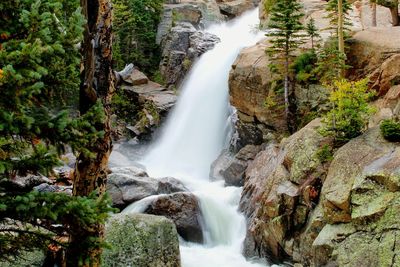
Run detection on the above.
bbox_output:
[67,0,115,266]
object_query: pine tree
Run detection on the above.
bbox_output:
[0,0,115,264]
[266,0,306,128]
[67,0,116,265]
[306,18,320,50]
[113,0,164,74]
[323,0,352,79]
[325,0,352,33]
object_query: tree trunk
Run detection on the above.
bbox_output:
[311,36,314,50]
[390,4,399,26]
[284,52,289,126]
[371,2,377,27]
[338,0,345,78]
[67,0,115,266]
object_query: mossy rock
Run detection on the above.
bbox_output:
[103,213,181,267]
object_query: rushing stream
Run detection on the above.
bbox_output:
[121,8,272,267]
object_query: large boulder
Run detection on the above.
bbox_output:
[239,119,333,260]
[243,124,400,266]
[144,192,204,243]
[218,145,262,186]
[103,213,181,267]
[107,167,187,208]
[0,174,52,193]
[159,22,220,88]
[217,0,258,18]
[346,27,400,94]
[115,68,177,140]
[156,1,224,89]
[157,0,223,44]
[228,37,330,147]
[229,39,287,147]
[311,127,400,266]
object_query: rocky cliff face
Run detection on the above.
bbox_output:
[314,128,400,267]
[229,39,287,147]
[230,3,400,265]
[158,0,259,89]
[113,67,177,141]
[239,120,400,266]
[228,39,328,147]
[239,119,333,261]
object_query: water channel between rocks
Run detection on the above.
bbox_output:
[113,8,277,267]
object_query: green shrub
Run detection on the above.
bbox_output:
[291,51,318,84]
[320,79,375,145]
[380,119,400,142]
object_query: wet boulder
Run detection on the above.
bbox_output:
[106,167,187,209]
[212,145,261,186]
[217,0,257,19]
[209,149,234,181]
[144,192,204,243]
[103,213,181,267]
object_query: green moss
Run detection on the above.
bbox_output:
[182,58,192,71]
[380,119,400,142]
[316,144,334,163]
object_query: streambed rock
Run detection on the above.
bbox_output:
[212,145,262,186]
[239,119,333,260]
[144,192,204,243]
[103,213,181,267]
[107,167,187,209]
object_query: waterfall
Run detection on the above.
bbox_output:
[138,8,271,267]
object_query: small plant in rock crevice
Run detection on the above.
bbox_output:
[380,118,400,142]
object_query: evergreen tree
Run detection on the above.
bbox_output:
[266,0,306,127]
[113,0,164,75]
[306,18,320,50]
[325,0,352,33]
[67,0,116,265]
[322,0,352,79]
[0,0,114,264]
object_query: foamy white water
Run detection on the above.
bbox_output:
[125,8,272,267]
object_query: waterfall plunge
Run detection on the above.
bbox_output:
[138,8,272,267]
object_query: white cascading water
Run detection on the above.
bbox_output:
[124,8,273,267]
